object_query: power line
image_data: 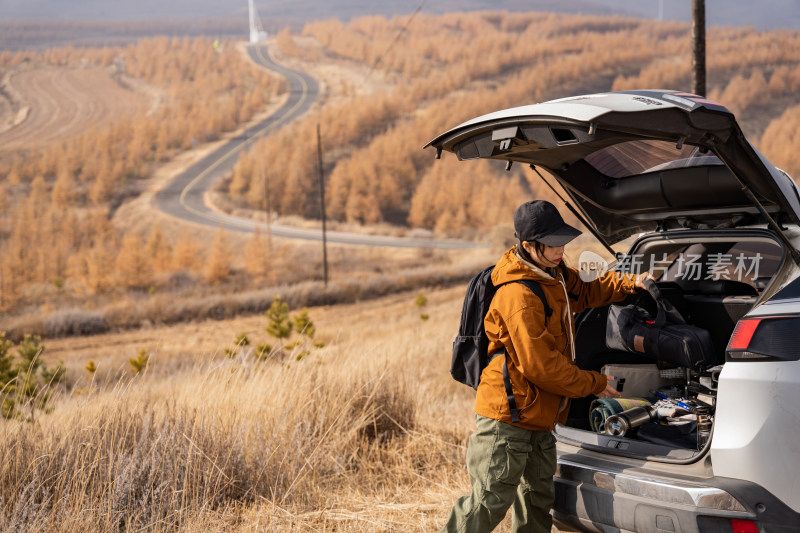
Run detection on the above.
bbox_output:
[360,0,428,88]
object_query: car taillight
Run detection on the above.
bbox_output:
[727,316,800,361]
[727,319,762,350]
[730,519,759,533]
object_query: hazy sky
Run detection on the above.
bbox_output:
[0,0,798,31]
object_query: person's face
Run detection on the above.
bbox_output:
[523,241,565,268]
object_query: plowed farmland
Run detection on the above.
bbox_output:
[0,66,153,152]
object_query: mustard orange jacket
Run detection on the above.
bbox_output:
[475,247,638,431]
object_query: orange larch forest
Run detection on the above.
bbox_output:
[2,11,800,323]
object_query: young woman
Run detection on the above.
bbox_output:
[441,200,650,533]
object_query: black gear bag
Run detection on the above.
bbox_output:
[606,279,715,371]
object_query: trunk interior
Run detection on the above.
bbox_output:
[560,230,785,460]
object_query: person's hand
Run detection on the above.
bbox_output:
[634,271,653,290]
[596,376,622,398]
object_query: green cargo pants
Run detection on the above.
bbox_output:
[440,414,557,533]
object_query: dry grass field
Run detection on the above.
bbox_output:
[0,66,155,152]
[2,284,571,531]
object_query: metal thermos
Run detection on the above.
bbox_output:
[696,406,712,449]
[604,406,655,437]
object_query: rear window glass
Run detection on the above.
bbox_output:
[615,239,783,292]
[584,140,723,178]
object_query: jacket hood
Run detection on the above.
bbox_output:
[491,247,561,287]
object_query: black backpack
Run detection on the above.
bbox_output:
[451,265,552,422]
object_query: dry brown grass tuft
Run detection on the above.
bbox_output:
[0,285,505,531]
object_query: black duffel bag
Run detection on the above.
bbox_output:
[606,279,715,371]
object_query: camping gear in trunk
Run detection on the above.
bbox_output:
[606,279,715,370]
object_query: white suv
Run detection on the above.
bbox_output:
[427,90,800,533]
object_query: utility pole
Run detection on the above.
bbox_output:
[263,169,272,252]
[316,123,329,287]
[692,0,706,96]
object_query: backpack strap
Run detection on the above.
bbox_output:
[489,348,519,423]
[501,354,519,423]
[515,279,552,325]
[488,279,550,424]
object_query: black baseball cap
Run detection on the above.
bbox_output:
[514,200,582,247]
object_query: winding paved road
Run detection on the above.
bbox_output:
[153,43,485,250]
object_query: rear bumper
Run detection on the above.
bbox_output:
[553,455,800,533]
